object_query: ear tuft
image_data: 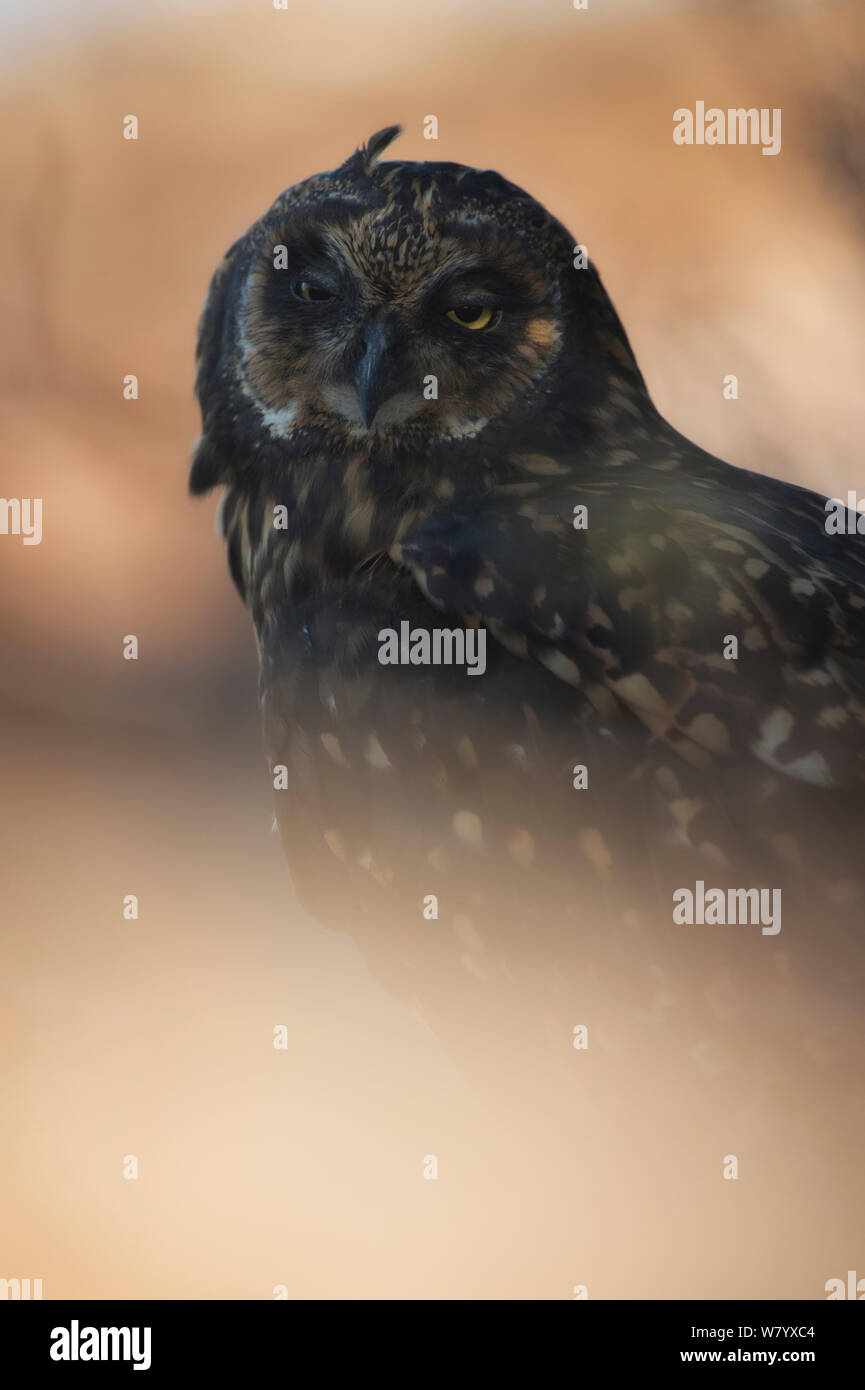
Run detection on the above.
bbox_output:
[345,124,403,175]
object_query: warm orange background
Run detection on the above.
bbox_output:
[2,0,864,1298]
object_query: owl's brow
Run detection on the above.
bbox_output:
[421,253,526,305]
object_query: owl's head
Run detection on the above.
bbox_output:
[191,126,646,494]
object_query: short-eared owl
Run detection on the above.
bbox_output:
[191,126,865,1107]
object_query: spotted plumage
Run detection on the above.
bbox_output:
[191,127,865,1109]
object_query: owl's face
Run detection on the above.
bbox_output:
[192,126,645,494]
[233,143,574,449]
[241,187,562,441]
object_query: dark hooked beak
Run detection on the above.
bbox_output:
[354,318,400,428]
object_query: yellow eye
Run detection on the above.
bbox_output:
[446,304,495,330]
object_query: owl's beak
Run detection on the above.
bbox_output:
[354,319,400,428]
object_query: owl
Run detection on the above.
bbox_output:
[191,127,865,1131]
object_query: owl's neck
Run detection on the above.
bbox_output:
[216,441,458,621]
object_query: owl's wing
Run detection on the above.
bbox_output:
[261,457,865,1117]
[391,458,865,797]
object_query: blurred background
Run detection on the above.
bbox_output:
[2,0,864,1299]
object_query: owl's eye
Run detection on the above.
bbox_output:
[446,304,497,331]
[291,278,337,303]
